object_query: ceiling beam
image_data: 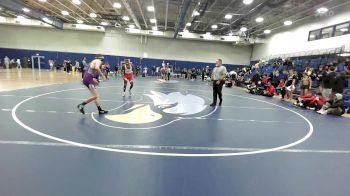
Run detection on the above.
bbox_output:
[81,0,102,24]
[151,0,158,30]
[164,0,169,30]
[184,0,204,32]
[29,0,76,23]
[0,0,63,29]
[174,0,193,38]
[135,0,148,29]
[52,0,90,23]
[69,0,100,24]
[119,0,141,29]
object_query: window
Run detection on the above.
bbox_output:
[308,21,350,41]
[321,27,334,39]
[308,30,320,41]
[335,22,349,36]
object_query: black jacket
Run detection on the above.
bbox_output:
[328,99,346,114]
[332,74,348,94]
[322,72,336,89]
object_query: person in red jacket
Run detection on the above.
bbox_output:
[294,93,327,110]
[263,82,276,97]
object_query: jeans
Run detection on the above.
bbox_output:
[212,80,224,104]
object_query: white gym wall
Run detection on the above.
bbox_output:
[0,25,252,65]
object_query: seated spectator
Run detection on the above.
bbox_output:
[317,93,345,116]
[294,93,327,111]
[262,74,270,85]
[263,83,276,97]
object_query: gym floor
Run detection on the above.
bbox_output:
[0,69,350,196]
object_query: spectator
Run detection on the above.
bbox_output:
[317,93,345,116]
[49,60,54,71]
[284,70,297,101]
[4,56,10,69]
[16,59,22,69]
[276,79,286,98]
[322,66,336,100]
[152,65,156,76]
[300,72,312,96]
[263,83,276,97]
[332,72,348,94]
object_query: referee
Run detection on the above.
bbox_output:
[210,59,227,107]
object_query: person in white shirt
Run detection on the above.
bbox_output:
[210,59,227,107]
[4,56,10,69]
[16,59,22,69]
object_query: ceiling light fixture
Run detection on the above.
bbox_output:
[89,13,97,18]
[211,25,218,29]
[340,28,348,32]
[225,14,233,19]
[147,6,155,12]
[193,11,200,16]
[206,32,211,35]
[284,20,292,25]
[101,21,109,26]
[38,0,47,2]
[228,33,233,36]
[113,2,122,8]
[152,26,158,31]
[240,27,247,32]
[150,19,156,23]
[129,24,135,29]
[264,29,271,34]
[256,17,264,23]
[72,0,81,5]
[61,11,69,16]
[184,30,189,33]
[317,7,328,13]
[243,0,253,5]
[22,8,30,13]
[186,22,191,26]
[77,19,84,24]
[122,16,130,21]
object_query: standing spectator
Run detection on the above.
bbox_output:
[4,56,10,69]
[114,64,119,76]
[210,59,227,107]
[332,72,348,94]
[75,60,80,72]
[66,60,72,74]
[284,70,297,101]
[152,65,156,76]
[16,59,22,69]
[167,65,171,81]
[322,66,336,100]
[49,60,54,71]
[300,72,312,96]
[81,57,88,78]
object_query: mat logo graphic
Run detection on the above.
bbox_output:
[105,91,207,124]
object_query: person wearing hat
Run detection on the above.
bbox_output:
[77,55,108,115]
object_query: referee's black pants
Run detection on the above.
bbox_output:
[212,80,224,105]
